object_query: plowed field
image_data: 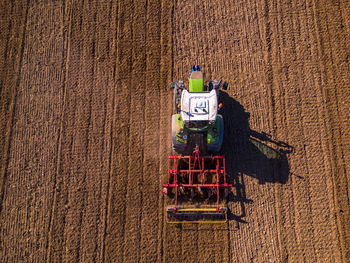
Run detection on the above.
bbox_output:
[0,0,349,262]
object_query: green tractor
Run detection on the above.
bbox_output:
[163,65,231,223]
[170,65,228,155]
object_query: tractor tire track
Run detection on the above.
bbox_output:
[46,0,72,262]
[103,0,133,261]
[139,0,163,262]
[121,0,147,260]
[312,1,350,261]
[1,1,66,262]
[46,1,116,262]
[266,0,340,261]
[76,1,118,262]
[50,1,96,261]
[157,1,174,262]
[0,1,29,216]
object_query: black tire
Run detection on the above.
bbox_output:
[207,115,224,153]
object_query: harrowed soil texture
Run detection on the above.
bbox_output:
[0,0,349,262]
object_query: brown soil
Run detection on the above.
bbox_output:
[0,0,349,262]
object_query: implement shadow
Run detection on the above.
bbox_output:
[219,91,293,225]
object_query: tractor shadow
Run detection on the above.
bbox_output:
[219,91,294,225]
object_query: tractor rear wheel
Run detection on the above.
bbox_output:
[207,115,224,153]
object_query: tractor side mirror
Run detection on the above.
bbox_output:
[222,82,228,90]
[208,81,213,91]
[217,79,222,89]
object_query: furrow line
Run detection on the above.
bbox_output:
[46,0,72,262]
[100,1,119,262]
[0,0,29,215]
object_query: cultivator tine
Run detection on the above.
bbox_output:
[163,147,232,223]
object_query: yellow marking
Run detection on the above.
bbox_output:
[168,220,227,224]
[166,207,228,223]
[170,208,226,212]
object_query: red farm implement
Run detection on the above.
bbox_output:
[162,146,232,223]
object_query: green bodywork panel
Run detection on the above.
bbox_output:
[175,114,186,143]
[189,78,204,92]
[175,114,184,129]
[207,115,223,144]
[187,123,210,132]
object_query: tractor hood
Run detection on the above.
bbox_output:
[180,89,218,122]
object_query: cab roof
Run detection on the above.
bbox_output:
[180,89,218,121]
